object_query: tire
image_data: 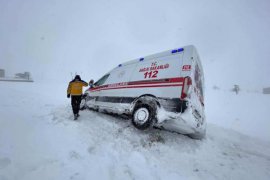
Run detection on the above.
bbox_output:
[132,103,157,130]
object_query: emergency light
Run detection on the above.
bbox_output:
[171,48,184,54]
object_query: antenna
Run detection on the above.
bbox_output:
[70,72,73,80]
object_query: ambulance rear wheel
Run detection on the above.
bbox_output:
[132,103,156,130]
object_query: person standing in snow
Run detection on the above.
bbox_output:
[89,79,95,89]
[67,75,88,120]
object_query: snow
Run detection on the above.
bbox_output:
[205,87,270,141]
[1,82,270,180]
[0,77,33,82]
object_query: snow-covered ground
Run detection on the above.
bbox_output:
[205,87,270,141]
[0,82,270,180]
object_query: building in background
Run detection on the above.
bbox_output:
[263,87,270,94]
[0,70,33,82]
[15,72,31,80]
[0,69,5,78]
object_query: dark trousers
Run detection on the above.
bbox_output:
[71,95,82,115]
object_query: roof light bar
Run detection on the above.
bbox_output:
[172,48,184,54]
[178,48,184,52]
[171,49,177,53]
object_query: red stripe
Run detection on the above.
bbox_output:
[169,77,185,83]
[90,84,182,92]
[128,77,184,85]
[90,77,184,92]
[90,77,184,91]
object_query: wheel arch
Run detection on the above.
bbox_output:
[131,94,160,111]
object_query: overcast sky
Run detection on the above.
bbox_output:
[1,0,270,89]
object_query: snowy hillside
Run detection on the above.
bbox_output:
[1,82,270,180]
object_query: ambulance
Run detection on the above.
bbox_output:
[82,45,206,139]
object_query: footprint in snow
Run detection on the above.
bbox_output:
[87,146,96,154]
[69,151,81,160]
[70,172,80,180]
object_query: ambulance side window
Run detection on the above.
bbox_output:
[195,64,203,96]
[94,74,110,86]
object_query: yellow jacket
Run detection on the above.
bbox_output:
[67,80,88,95]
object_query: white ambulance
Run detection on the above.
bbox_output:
[82,45,206,139]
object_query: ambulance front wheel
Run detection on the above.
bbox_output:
[132,103,157,130]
